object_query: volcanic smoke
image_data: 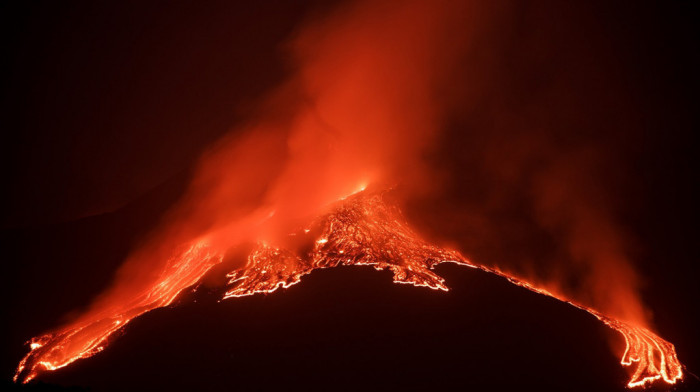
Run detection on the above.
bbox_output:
[14,0,684,388]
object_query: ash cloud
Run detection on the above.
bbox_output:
[32,0,480,354]
[18,0,663,382]
[413,1,653,325]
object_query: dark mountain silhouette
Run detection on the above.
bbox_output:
[2,182,697,391]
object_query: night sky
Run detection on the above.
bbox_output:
[1,1,698,391]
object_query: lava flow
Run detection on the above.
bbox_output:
[14,242,223,383]
[15,191,683,388]
[9,0,687,387]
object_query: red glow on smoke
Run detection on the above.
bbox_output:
[15,192,683,387]
[13,0,685,388]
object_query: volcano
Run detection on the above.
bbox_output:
[3,0,698,391]
[5,191,692,390]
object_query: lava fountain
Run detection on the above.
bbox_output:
[13,0,685,388]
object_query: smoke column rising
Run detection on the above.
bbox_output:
[14,0,681,387]
[14,0,478,382]
[420,0,654,327]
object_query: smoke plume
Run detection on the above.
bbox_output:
[16,0,669,385]
[104,0,477,313]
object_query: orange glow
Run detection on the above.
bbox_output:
[12,0,685,388]
[15,191,683,387]
[14,242,222,383]
[231,192,684,388]
[476,266,683,388]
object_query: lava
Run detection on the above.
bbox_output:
[14,191,683,388]
[476,265,683,388]
[14,242,222,383]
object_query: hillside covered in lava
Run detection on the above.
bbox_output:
[2,1,698,391]
[1,186,697,391]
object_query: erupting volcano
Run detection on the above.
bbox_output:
[6,0,694,390]
[13,191,683,388]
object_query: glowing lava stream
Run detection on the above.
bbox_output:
[15,192,682,388]
[14,242,223,383]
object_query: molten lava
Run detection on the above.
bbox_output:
[14,191,683,388]
[14,242,223,383]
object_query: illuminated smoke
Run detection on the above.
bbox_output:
[15,0,475,383]
[418,2,654,327]
[14,0,683,388]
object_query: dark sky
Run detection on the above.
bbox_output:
[1,1,698,391]
[0,0,322,227]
